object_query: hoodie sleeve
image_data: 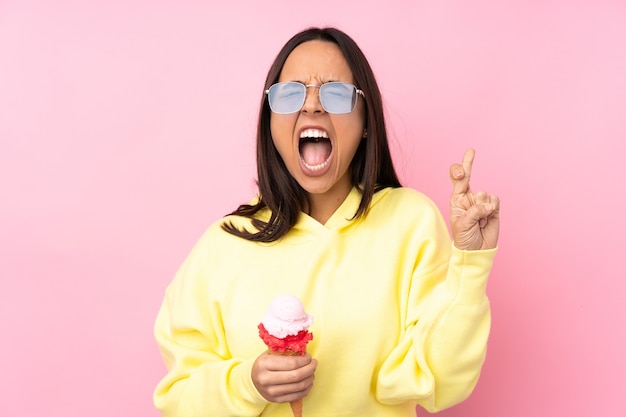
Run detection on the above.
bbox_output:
[153,229,267,417]
[375,199,497,412]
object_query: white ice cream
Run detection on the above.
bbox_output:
[261,294,313,338]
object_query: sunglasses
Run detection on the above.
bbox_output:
[265,81,364,114]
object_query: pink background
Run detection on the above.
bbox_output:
[1,1,625,416]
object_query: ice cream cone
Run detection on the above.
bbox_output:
[290,397,303,417]
[259,295,313,417]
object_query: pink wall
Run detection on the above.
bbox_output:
[1,1,624,416]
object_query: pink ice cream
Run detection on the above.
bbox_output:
[258,294,313,354]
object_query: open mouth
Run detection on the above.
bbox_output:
[299,128,332,171]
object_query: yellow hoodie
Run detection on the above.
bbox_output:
[154,187,496,417]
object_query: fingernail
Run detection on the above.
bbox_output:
[484,203,492,211]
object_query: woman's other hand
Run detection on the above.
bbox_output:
[449,149,500,250]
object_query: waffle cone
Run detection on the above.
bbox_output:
[269,349,305,417]
[290,398,303,417]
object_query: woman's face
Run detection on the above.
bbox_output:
[270,40,366,215]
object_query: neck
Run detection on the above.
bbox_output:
[307,184,352,225]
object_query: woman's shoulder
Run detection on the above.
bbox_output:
[372,186,439,213]
[183,212,249,249]
[366,187,448,238]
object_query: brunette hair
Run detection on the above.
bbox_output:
[222,27,401,242]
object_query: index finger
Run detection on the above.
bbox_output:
[266,351,312,370]
[451,148,475,196]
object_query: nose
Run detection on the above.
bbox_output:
[301,85,324,114]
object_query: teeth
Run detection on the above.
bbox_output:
[300,128,328,139]
[302,158,330,171]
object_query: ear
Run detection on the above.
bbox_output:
[362,128,368,139]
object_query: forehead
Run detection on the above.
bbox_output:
[279,40,354,83]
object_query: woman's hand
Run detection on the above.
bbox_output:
[449,149,500,250]
[252,351,317,403]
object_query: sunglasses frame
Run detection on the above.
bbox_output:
[265,81,365,115]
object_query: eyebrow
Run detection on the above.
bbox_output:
[290,79,341,85]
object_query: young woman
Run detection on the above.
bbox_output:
[154,27,500,417]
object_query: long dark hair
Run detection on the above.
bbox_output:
[222,27,401,242]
